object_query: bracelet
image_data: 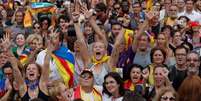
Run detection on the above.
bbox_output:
[73,20,79,23]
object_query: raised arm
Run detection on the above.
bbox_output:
[1,32,26,97]
[72,12,91,67]
[81,4,108,47]
[8,51,26,97]
[39,40,52,95]
[107,29,125,70]
[132,11,154,52]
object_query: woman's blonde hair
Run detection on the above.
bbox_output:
[48,79,65,99]
[155,86,178,101]
[26,34,42,45]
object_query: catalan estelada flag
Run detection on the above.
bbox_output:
[51,46,75,88]
[146,0,153,11]
[124,29,134,50]
[19,48,31,65]
[24,2,56,27]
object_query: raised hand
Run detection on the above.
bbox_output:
[145,11,156,21]
[142,68,149,80]
[0,32,11,52]
[72,12,80,23]
[5,78,12,91]
[80,3,93,20]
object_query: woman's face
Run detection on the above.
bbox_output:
[30,39,38,50]
[163,28,171,39]
[154,67,165,87]
[42,20,49,30]
[92,42,106,60]
[160,91,176,101]
[33,23,41,34]
[130,67,142,84]
[153,50,165,64]
[84,25,93,35]
[15,11,23,24]
[56,83,71,101]
[74,41,81,52]
[173,32,182,45]
[26,64,40,81]
[16,34,25,47]
[105,76,119,95]
[157,34,166,47]
[138,35,148,51]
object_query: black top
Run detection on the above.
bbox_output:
[21,88,49,101]
[168,65,187,91]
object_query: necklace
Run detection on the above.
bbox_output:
[25,80,39,91]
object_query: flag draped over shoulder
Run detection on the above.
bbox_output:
[51,46,75,87]
[24,2,56,27]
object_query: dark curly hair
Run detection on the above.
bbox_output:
[103,72,125,97]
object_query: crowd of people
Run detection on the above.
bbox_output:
[0,0,201,101]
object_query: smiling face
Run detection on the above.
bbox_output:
[79,72,94,87]
[173,32,182,46]
[186,53,200,75]
[26,64,40,81]
[16,34,25,47]
[56,82,70,101]
[15,11,23,24]
[157,34,167,48]
[92,42,106,60]
[84,24,93,36]
[137,35,149,51]
[105,76,119,95]
[130,67,142,84]
[33,23,41,34]
[154,67,165,87]
[30,39,38,50]
[111,24,122,36]
[153,50,165,64]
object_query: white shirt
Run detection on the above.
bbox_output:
[178,10,201,24]
[159,9,166,21]
[36,50,61,81]
[103,94,123,101]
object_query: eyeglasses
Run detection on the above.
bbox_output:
[187,59,199,62]
[161,96,176,101]
[80,73,93,79]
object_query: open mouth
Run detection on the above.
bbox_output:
[29,73,35,77]
[96,52,101,55]
[132,76,139,82]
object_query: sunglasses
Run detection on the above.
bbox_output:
[114,7,120,10]
[5,72,12,76]
[161,96,176,101]
[80,73,93,79]
[34,26,40,29]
